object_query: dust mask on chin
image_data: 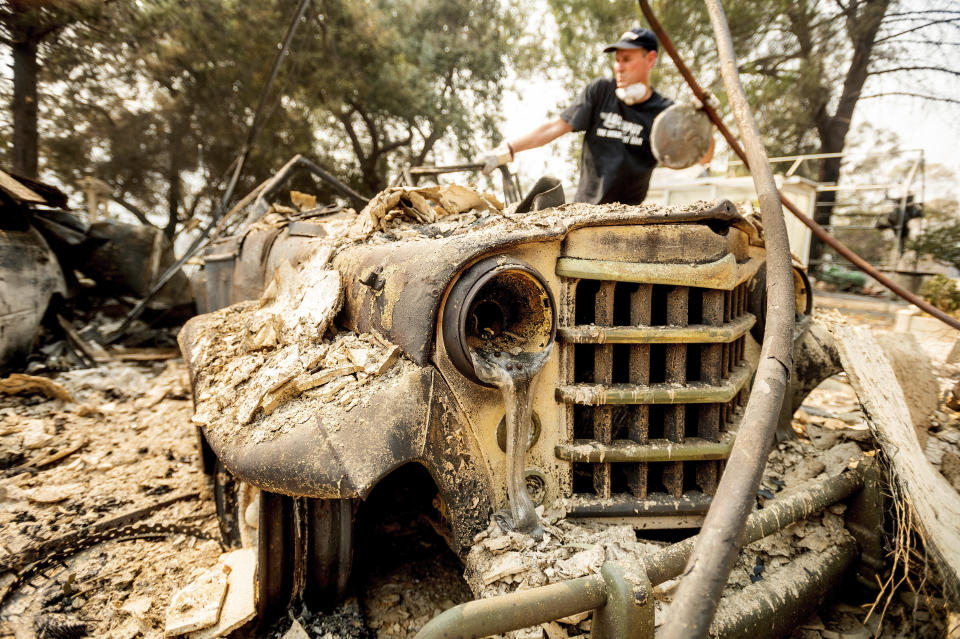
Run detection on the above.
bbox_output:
[616,83,648,105]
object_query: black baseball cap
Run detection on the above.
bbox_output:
[603,26,658,53]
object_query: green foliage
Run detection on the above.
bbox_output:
[3,0,518,234]
[919,274,960,315]
[909,221,960,272]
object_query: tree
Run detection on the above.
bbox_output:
[295,0,515,194]
[0,0,105,178]
[3,0,519,238]
[909,199,960,271]
[35,1,318,237]
[544,0,960,267]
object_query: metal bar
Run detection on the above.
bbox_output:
[565,491,712,517]
[643,468,864,586]
[594,282,615,499]
[408,163,485,175]
[651,0,797,634]
[556,361,754,405]
[699,290,724,495]
[557,314,755,344]
[555,432,735,463]
[730,152,846,164]
[663,286,689,498]
[556,254,760,290]
[414,574,606,639]
[816,183,910,192]
[710,539,858,639]
[628,284,652,498]
[784,157,803,177]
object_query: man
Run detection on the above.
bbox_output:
[483,26,709,205]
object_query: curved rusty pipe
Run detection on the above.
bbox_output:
[651,0,796,637]
[637,1,960,333]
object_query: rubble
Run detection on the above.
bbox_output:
[0,374,74,402]
[163,562,229,635]
[0,359,221,637]
[189,549,257,639]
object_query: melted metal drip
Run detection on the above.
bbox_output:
[470,344,554,540]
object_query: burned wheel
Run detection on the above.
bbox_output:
[257,491,355,619]
[213,459,258,549]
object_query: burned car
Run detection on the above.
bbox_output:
[179,169,848,625]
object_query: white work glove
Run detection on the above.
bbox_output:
[479,144,513,175]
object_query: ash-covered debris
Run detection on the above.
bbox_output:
[0,358,220,638]
[180,182,512,444]
[181,250,406,443]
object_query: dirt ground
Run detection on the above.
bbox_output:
[0,315,958,638]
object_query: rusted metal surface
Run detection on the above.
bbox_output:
[561,223,749,264]
[699,289,724,494]
[593,281,615,499]
[565,491,712,517]
[556,361,754,405]
[843,459,888,592]
[0,225,66,370]
[229,225,284,304]
[555,432,735,463]
[650,103,715,170]
[415,468,865,638]
[558,314,755,344]
[414,561,653,639]
[333,200,748,365]
[643,467,864,586]
[649,2,797,635]
[556,253,761,290]
[628,283,652,498]
[710,539,858,639]
[592,563,655,639]
[440,256,556,385]
[663,286,689,498]
[415,573,607,639]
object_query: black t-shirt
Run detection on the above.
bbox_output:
[560,78,672,205]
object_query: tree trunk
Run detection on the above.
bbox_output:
[810,0,891,268]
[12,36,39,179]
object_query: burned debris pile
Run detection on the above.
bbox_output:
[0,169,194,375]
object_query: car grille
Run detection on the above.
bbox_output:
[554,253,757,522]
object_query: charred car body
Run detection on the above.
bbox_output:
[180,172,857,627]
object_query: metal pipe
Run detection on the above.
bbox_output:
[643,468,864,586]
[710,537,857,639]
[413,468,864,639]
[710,538,858,639]
[415,574,606,639]
[637,0,960,333]
[652,0,797,635]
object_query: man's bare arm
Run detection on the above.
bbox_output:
[509,117,573,154]
[480,117,574,174]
